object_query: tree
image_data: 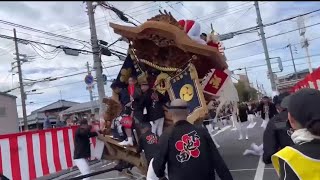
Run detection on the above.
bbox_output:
[235,81,258,102]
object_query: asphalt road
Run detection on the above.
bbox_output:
[53,117,279,180]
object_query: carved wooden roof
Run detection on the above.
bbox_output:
[109,11,228,78]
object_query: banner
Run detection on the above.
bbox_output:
[114,51,144,88]
[202,68,229,96]
[166,64,208,123]
[291,67,320,92]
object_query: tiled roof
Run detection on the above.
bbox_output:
[60,100,99,115]
[31,100,79,114]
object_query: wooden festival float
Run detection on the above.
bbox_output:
[98,10,231,174]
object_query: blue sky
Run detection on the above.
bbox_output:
[0,1,320,117]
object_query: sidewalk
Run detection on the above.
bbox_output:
[36,160,103,180]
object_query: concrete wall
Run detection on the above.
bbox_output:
[0,95,19,134]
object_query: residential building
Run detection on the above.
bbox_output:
[276,69,315,93]
[0,92,19,134]
[19,100,79,130]
[60,100,100,124]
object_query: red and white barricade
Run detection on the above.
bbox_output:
[0,126,99,180]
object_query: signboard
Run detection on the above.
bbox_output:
[85,74,94,85]
[166,64,208,123]
[202,69,228,96]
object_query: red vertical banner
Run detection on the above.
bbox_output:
[202,69,228,96]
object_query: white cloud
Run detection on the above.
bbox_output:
[1,1,320,116]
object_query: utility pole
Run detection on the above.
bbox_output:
[86,62,95,115]
[13,29,28,131]
[254,1,276,91]
[287,44,298,79]
[86,1,106,118]
[303,35,313,73]
[297,16,313,74]
[244,67,250,86]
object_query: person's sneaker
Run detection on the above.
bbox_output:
[120,140,133,146]
[118,140,128,146]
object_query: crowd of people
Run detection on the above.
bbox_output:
[241,89,320,180]
[70,80,320,180]
[42,111,99,130]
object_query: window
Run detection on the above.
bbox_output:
[0,107,7,117]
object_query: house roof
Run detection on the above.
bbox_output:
[31,100,79,114]
[0,92,17,99]
[278,68,316,79]
[60,100,99,115]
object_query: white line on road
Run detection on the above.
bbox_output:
[254,156,265,180]
[230,168,274,172]
[213,125,231,136]
[94,177,128,180]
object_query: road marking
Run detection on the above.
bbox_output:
[94,177,128,180]
[213,125,231,136]
[254,156,265,180]
[230,168,274,172]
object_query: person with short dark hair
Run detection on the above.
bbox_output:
[272,88,320,180]
[152,99,233,180]
[200,33,207,42]
[55,115,66,128]
[110,81,130,107]
[73,119,99,180]
[43,111,51,129]
[262,93,294,164]
[256,96,278,120]
[127,76,143,123]
[137,122,159,165]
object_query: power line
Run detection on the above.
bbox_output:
[196,2,252,21]
[263,8,320,27]
[225,21,320,50]
[225,6,254,32]
[0,33,95,55]
[50,1,157,34]
[0,27,85,47]
[198,2,258,22]
[0,19,91,47]
[3,63,122,94]
[242,53,320,70]
[228,35,320,62]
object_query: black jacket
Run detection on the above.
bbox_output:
[73,127,98,159]
[263,110,294,164]
[119,88,130,107]
[256,102,278,120]
[137,130,159,164]
[152,120,233,180]
[278,139,320,180]
[238,105,248,123]
[131,86,144,121]
[144,90,168,122]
